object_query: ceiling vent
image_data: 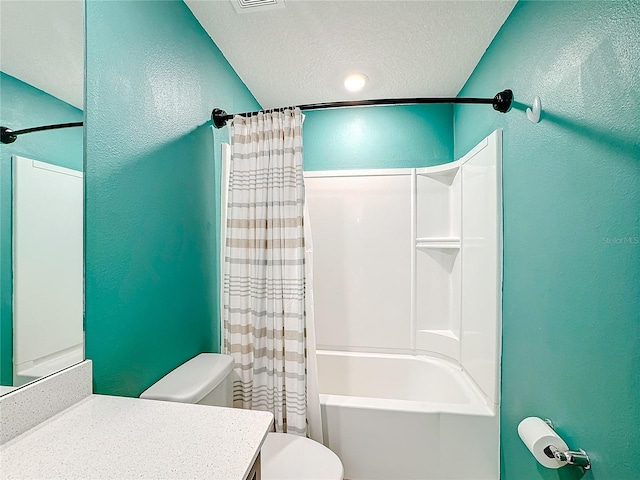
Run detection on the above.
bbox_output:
[231,0,285,14]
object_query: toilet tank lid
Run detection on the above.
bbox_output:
[139,353,235,404]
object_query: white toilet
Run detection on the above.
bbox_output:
[140,353,343,480]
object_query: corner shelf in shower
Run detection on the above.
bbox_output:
[415,164,460,185]
[416,237,461,249]
[415,329,460,360]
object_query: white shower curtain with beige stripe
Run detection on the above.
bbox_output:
[222,108,322,441]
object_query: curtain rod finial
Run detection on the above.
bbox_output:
[493,89,513,113]
[1,127,17,144]
[212,109,229,129]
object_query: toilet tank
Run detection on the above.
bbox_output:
[139,353,235,408]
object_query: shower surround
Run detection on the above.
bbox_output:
[305,130,503,480]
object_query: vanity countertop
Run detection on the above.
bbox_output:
[0,394,273,479]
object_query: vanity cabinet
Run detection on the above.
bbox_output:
[245,453,261,480]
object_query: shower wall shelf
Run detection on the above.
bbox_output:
[416,165,460,185]
[416,237,461,242]
[416,237,461,249]
[416,243,461,250]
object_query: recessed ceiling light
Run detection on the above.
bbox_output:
[344,73,368,92]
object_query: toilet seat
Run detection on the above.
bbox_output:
[260,433,343,480]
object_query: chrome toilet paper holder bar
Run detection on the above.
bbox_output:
[543,420,591,470]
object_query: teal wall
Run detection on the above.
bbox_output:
[0,72,83,385]
[454,1,639,478]
[84,0,260,397]
[81,1,639,475]
[303,104,453,170]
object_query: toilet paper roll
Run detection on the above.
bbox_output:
[517,417,569,469]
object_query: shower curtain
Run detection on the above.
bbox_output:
[222,109,322,441]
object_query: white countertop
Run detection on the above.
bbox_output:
[0,394,273,479]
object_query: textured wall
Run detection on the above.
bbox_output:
[303,104,453,171]
[454,1,640,478]
[0,73,83,385]
[85,0,259,397]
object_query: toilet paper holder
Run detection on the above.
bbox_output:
[543,420,591,470]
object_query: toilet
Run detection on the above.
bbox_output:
[140,353,343,480]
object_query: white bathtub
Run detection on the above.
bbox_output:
[317,350,499,480]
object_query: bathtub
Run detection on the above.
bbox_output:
[317,350,499,480]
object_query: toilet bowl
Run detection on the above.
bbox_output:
[140,353,343,480]
[261,433,343,480]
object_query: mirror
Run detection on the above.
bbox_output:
[0,0,85,395]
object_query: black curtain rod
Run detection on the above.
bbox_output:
[1,122,84,144]
[212,89,513,128]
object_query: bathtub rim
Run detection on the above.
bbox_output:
[317,349,497,416]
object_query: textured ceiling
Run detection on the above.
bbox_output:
[0,0,84,109]
[185,0,517,109]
